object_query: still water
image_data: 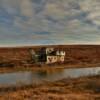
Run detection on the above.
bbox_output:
[0,67,100,86]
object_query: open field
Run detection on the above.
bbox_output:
[0,45,100,72]
[0,75,99,100]
[0,45,100,100]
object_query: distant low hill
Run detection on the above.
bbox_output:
[0,45,100,67]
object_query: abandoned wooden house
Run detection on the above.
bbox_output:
[29,47,66,64]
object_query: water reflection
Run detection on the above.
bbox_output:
[0,67,100,86]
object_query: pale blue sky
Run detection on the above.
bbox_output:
[0,0,100,46]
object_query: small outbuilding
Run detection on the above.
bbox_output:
[29,47,66,64]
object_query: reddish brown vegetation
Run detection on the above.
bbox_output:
[0,76,100,100]
[0,45,100,68]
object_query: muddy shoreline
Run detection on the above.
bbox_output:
[0,62,100,73]
[0,75,100,100]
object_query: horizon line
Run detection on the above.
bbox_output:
[0,43,100,48]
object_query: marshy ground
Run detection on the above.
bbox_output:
[0,45,100,99]
[0,75,99,100]
[0,45,100,73]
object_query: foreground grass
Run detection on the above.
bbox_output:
[0,75,100,100]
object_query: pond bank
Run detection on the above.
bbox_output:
[0,67,99,87]
[0,62,100,73]
[0,75,100,100]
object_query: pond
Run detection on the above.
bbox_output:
[0,67,100,87]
